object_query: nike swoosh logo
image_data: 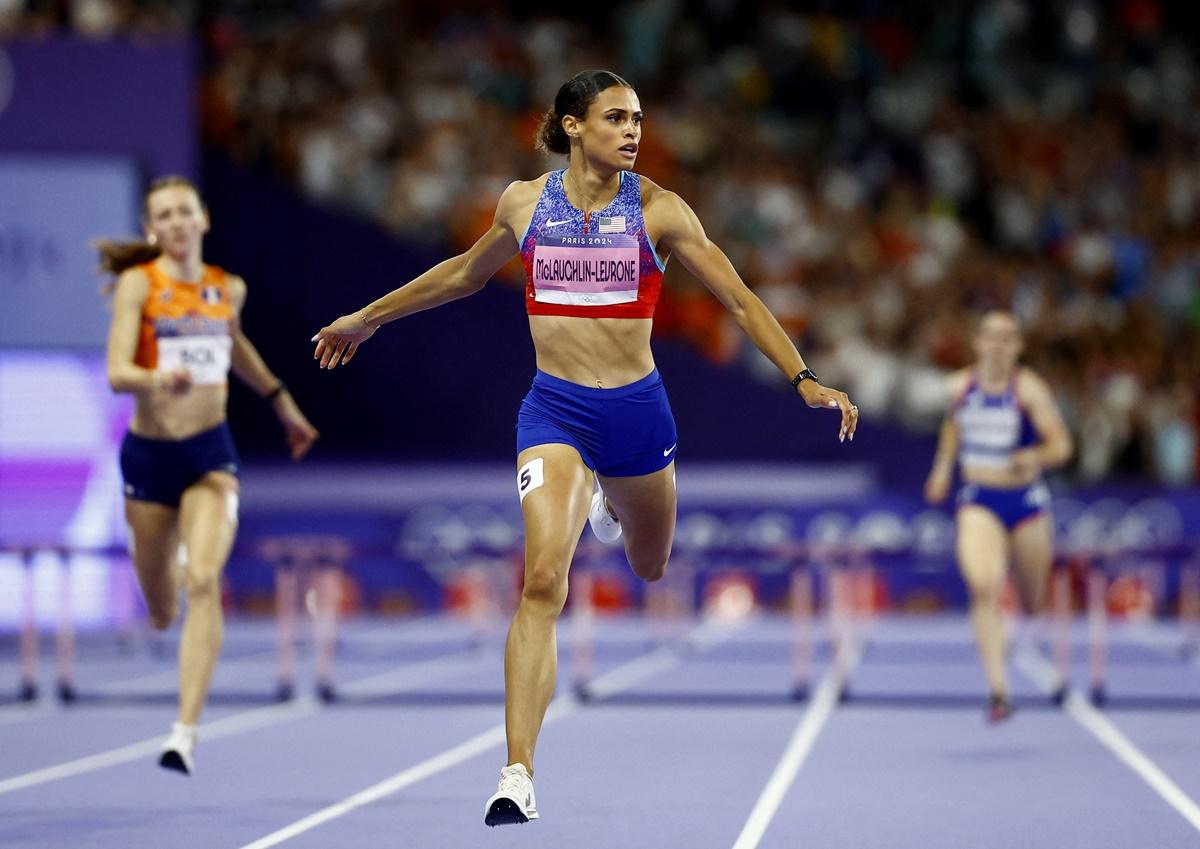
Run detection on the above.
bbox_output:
[663,444,677,456]
[546,218,572,228]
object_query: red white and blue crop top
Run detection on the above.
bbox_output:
[520,170,666,319]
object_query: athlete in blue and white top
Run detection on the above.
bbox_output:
[925,310,1072,721]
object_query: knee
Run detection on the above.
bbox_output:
[520,560,568,613]
[185,569,221,603]
[629,555,667,583]
[968,581,1004,607]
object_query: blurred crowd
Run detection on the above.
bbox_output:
[0,0,189,37]
[15,0,1199,483]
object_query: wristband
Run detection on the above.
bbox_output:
[265,382,287,402]
[790,368,818,390]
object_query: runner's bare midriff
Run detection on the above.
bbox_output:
[129,384,227,440]
[960,465,1038,490]
[528,314,654,388]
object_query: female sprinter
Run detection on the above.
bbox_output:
[924,310,1072,722]
[311,70,859,825]
[101,176,319,774]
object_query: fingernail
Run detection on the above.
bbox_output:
[310,335,318,342]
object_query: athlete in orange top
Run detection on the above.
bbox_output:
[100,176,319,775]
[311,70,859,825]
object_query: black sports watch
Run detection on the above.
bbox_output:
[790,368,818,391]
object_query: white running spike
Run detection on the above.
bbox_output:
[588,487,622,544]
[159,722,197,775]
[484,763,539,826]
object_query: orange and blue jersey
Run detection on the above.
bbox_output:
[121,262,239,504]
[520,170,666,319]
[133,262,233,383]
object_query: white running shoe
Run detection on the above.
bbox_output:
[484,763,539,826]
[159,722,197,775]
[588,487,622,544]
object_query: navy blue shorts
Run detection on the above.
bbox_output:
[957,481,1050,531]
[119,423,240,507]
[516,369,678,477]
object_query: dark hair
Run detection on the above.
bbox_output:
[535,69,633,155]
[95,176,204,287]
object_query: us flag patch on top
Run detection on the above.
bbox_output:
[596,216,626,234]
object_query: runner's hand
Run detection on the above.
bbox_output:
[155,367,192,394]
[312,310,376,369]
[797,381,859,443]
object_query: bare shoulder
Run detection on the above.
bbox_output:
[946,367,972,398]
[225,273,248,307]
[495,174,550,232]
[1015,367,1054,404]
[112,266,151,305]
[498,175,549,211]
[639,174,684,213]
[639,175,695,245]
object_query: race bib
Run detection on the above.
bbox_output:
[157,335,232,385]
[532,234,639,306]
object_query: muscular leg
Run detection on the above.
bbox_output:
[1010,513,1054,616]
[176,472,239,726]
[957,506,1011,697]
[125,500,181,630]
[507,444,593,774]
[597,461,676,582]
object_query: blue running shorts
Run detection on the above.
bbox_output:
[119,422,240,507]
[516,369,678,477]
[957,481,1051,531]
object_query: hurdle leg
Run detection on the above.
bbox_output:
[571,571,594,700]
[1087,564,1108,706]
[1179,562,1199,660]
[19,550,38,701]
[55,551,76,703]
[1051,567,1070,704]
[790,567,813,701]
[829,568,852,701]
[274,566,299,701]
[313,567,340,703]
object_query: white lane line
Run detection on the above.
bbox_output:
[1015,647,1200,833]
[0,650,486,796]
[729,645,857,849]
[234,622,739,849]
[235,721,511,849]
